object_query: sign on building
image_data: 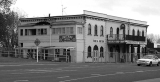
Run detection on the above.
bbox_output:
[59,35,76,42]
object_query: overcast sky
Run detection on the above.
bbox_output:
[11,0,160,35]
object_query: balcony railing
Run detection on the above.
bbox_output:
[107,34,146,42]
[126,35,145,41]
[107,34,124,41]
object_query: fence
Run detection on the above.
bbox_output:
[0,50,156,63]
[0,50,72,62]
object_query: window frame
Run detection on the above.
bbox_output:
[94,25,98,36]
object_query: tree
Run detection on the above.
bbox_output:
[147,38,154,48]
[0,0,25,50]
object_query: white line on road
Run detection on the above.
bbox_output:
[136,71,144,72]
[14,80,29,82]
[58,76,70,78]
[115,72,124,74]
[91,74,102,76]
[134,78,160,82]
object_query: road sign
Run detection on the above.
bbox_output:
[34,38,41,46]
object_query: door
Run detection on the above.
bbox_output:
[93,45,99,62]
[153,56,159,64]
[93,50,98,62]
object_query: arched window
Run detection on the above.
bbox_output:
[87,46,92,58]
[100,47,104,57]
[88,24,91,35]
[142,30,144,37]
[94,25,98,36]
[137,30,140,36]
[132,29,135,36]
[100,25,104,36]
[110,27,113,37]
[139,31,141,36]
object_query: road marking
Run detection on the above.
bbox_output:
[134,78,160,82]
[115,72,124,74]
[136,71,144,72]
[91,74,101,75]
[11,73,23,74]
[58,76,70,78]
[125,72,135,73]
[14,80,29,82]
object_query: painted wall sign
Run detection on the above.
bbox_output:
[59,35,76,42]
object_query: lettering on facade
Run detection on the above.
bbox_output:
[107,40,124,43]
[93,39,104,43]
[59,35,76,42]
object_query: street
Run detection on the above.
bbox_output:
[1,62,160,82]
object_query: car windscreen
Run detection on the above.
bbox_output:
[142,55,153,59]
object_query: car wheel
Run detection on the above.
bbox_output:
[137,64,141,66]
[149,62,152,66]
[157,62,160,66]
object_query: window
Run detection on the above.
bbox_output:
[66,27,70,34]
[37,29,47,35]
[88,24,91,35]
[110,27,113,37]
[110,47,113,57]
[137,30,140,36]
[70,27,74,34]
[25,29,28,35]
[57,28,61,34]
[132,29,135,36]
[77,27,82,34]
[20,43,23,47]
[94,25,98,36]
[100,47,104,57]
[20,29,23,36]
[62,27,65,34]
[43,29,47,35]
[87,46,92,58]
[142,30,144,37]
[100,25,104,36]
[55,49,60,55]
[52,28,55,34]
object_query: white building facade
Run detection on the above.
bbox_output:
[18,10,148,63]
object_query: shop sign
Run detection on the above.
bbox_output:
[59,35,76,42]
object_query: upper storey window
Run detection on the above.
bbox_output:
[20,29,23,36]
[100,25,104,36]
[142,30,144,37]
[110,27,113,37]
[132,29,135,36]
[94,25,98,36]
[137,30,140,36]
[52,27,74,34]
[88,24,91,35]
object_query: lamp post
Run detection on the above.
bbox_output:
[49,14,52,46]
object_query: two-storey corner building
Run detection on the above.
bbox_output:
[17,10,148,63]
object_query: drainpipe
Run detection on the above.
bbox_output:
[83,15,86,63]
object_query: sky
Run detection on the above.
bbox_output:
[11,0,160,35]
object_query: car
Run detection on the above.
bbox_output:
[136,55,160,66]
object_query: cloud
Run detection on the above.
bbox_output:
[132,6,160,16]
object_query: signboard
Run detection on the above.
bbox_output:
[34,38,41,46]
[59,35,76,42]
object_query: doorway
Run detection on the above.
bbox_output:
[93,45,99,62]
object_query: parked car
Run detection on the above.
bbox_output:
[136,55,160,66]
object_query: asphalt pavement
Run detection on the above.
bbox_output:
[1,62,160,82]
